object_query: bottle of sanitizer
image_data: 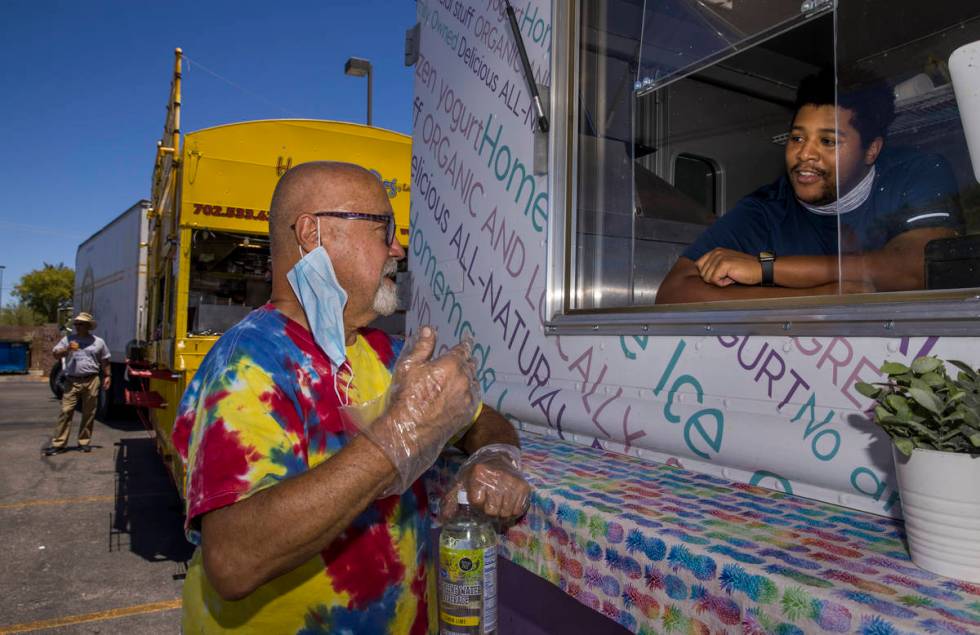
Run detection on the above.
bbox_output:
[438,489,498,635]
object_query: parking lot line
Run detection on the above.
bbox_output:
[0,599,182,634]
[0,492,172,511]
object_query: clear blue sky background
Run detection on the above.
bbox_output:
[0,0,417,307]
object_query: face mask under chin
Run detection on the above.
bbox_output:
[288,219,350,372]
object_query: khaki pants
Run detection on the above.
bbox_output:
[52,375,100,448]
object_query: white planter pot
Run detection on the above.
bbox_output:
[892,446,980,583]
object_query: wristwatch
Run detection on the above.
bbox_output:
[758,251,775,286]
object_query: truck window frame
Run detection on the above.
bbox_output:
[545,1,980,337]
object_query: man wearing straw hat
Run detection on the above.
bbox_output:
[44,312,110,455]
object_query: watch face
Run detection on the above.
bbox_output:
[759,251,775,261]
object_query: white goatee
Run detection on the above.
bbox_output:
[371,258,399,316]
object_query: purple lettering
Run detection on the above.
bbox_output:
[755,349,786,399]
[817,337,854,386]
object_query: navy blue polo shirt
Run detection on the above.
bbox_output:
[682,148,963,262]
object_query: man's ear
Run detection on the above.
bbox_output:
[294,215,319,253]
[864,137,884,165]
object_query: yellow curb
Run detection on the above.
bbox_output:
[0,598,182,634]
[0,492,172,511]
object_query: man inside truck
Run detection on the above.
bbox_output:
[656,69,963,304]
[173,161,530,633]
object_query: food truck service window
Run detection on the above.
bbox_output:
[547,1,980,336]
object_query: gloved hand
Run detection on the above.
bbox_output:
[344,326,481,496]
[439,443,531,522]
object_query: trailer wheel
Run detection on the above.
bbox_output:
[49,362,66,399]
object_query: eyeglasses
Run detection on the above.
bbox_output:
[293,210,396,246]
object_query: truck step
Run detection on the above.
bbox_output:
[124,389,167,409]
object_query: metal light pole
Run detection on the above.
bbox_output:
[0,265,5,313]
[344,57,373,126]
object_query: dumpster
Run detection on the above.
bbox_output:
[0,341,29,373]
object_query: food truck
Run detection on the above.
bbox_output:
[409,1,980,631]
[133,49,413,491]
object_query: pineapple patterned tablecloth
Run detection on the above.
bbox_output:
[453,433,980,634]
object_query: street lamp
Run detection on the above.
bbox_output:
[344,57,373,126]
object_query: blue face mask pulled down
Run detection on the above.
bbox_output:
[287,244,348,373]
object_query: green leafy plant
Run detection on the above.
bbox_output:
[856,356,980,457]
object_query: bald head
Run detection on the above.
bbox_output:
[267,160,404,336]
[268,161,389,262]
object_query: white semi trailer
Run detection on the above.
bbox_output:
[63,200,149,407]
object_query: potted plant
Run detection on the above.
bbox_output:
[857,356,980,582]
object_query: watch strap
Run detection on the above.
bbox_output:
[759,253,775,287]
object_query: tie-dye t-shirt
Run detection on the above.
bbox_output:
[173,304,432,634]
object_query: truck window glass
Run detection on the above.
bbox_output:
[634,0,819,93]
[566,0,980,313]
[835,3,980,295]
[573,0,827,309]
[187,230,270,335]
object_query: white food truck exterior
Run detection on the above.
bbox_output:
[408,0,980,518]
[73,200,149,398]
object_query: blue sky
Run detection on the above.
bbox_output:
[0,0,417,306]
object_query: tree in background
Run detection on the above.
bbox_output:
[13,263,74,323]
[0,303,44,326]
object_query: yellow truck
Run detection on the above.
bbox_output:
[130,49,411,490]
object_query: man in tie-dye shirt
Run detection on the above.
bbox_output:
[175,162,530,633]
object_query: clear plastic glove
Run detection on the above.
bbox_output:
[344,326,481,496]
[439,443,531,522]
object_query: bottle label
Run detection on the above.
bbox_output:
[482,545,497,633]
[439,544,497,633]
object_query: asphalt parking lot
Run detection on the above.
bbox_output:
[0,378,629,635]
[0,378,190,634]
